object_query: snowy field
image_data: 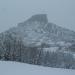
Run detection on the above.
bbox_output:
[0,61,75,75]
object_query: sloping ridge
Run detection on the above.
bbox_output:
[0,14,75,45]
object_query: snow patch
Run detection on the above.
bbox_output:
[0,61,75,75]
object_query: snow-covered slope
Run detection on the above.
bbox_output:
[0,61,75,75]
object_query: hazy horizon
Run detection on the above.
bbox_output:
[0,0,75,32]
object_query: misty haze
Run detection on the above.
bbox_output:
[0,0,75,75]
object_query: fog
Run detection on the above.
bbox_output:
[0,0,75,32]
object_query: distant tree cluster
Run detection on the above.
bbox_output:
[0,33,75,69]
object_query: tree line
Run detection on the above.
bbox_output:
[0,33,75,69]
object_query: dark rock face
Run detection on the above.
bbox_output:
[18,14,48,27]
[28,14,48,24]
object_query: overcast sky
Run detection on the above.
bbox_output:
[0,0,75,32]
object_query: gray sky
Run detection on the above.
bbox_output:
[0,0,75,32]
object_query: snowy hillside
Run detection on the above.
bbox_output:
[0,61,75,75]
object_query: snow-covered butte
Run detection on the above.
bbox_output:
[1,14,75,46]
[0,14,75,69]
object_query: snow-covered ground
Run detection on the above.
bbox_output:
[0,61,75,75]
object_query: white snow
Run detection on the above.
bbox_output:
[0,61,75,75]
[43,47,58,52]
[57,41,72,47]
